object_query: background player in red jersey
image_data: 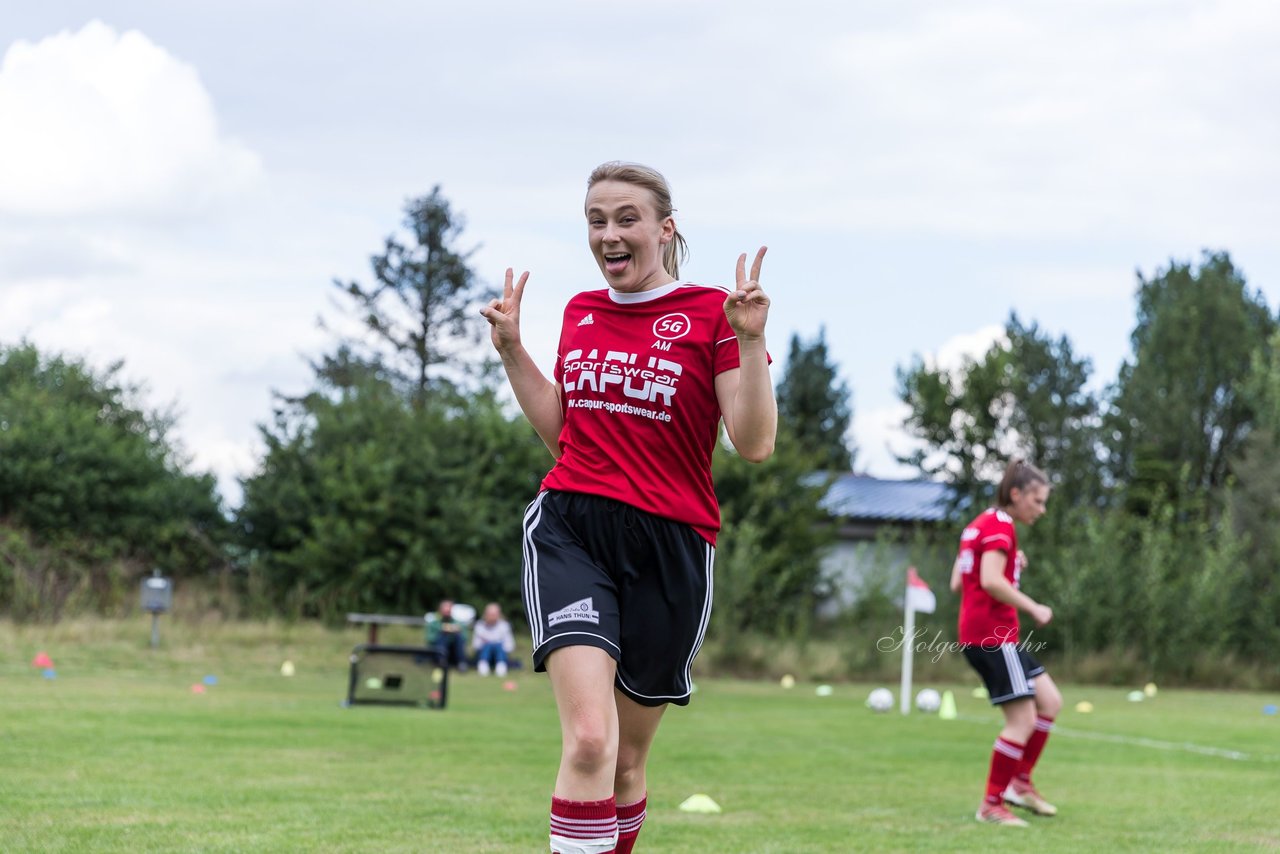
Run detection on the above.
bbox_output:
[949,459,1063,827]
[481,161,776,853]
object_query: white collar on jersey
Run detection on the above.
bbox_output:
[607,281,689,304]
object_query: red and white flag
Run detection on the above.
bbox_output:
[906,567,935,614]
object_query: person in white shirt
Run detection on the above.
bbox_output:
[471,602,516,677]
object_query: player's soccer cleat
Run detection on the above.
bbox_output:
[477,660,490,676]
[1003,781,1057,816]
[976,803,1029,827]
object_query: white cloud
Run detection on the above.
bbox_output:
[2,2,1276,508]
[854,400,923,479]
[929,324,1006,373]
[0,272,328,501]
[0,20,261,217]
[186,434,262,508]
[676,2,1280,241]
[856,324,1007,479]
[0,230,134,279]
[997,265,1132,303]
[0,279,74,330]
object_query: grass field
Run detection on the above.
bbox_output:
[1,617,1277,853]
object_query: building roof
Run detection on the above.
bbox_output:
[820,474,953,523]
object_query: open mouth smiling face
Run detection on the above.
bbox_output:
[603,252,631,275]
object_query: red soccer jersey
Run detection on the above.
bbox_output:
[541,282,747,544]
[956,508,1024,645]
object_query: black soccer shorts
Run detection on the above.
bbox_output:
[962,643,1046,705]
[521,489,713,707]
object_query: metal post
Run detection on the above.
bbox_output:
[151,612,160,649]
[900,605,916,715]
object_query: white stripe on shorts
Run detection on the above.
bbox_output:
[1000,642,1031,696]
[614,540,714,703]
[522,492,547,650]
[536,630,620,658]
[681,541,714,694]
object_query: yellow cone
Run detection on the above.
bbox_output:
[938,690,958,720]
[678,794,722,814]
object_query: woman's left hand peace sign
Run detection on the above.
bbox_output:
[723,246,770,340]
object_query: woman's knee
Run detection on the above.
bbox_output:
[547,646,621,777]
[613,700,665,794]
[563,714,618,775]
[1001,698,1037,740]
[614,742,646,789]
[1036,676,1063,717]
[613,763,645,795]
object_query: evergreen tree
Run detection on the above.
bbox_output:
[775,327,854,471]
[241,186,549,619]
[328,187,497,410]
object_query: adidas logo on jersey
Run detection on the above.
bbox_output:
[548,597,600,627]
[577,313,594,327]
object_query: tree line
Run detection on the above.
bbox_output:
[2,188,1275,686]
[897,252,1279,686]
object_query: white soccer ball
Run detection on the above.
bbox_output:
[866,687,894,712]
[915,688,942,713]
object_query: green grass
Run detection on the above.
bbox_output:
[1,618,1277,852]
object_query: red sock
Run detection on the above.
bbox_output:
[550,795,617,853]
[615,794,647,853]
[1015,716,1055,784]
[985,737,1025,805]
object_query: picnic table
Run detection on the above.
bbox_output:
[346,612,427,645]
[344,613,450,709]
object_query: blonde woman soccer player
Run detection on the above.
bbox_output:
[950,459,1063,827]
[482,161,776,853]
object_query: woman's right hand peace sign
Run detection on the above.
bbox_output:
[480,268,529,355]
[723,246,770,341]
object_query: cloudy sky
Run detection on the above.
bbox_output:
[2,2,1278,505]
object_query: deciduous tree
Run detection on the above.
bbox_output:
[1107,251,1274,513]
[0,342,226,617]
[896,313,1101,514]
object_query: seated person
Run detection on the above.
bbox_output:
[471,602,515,677]
[426,599,469,671]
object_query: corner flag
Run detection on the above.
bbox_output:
[906,567,936,614]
